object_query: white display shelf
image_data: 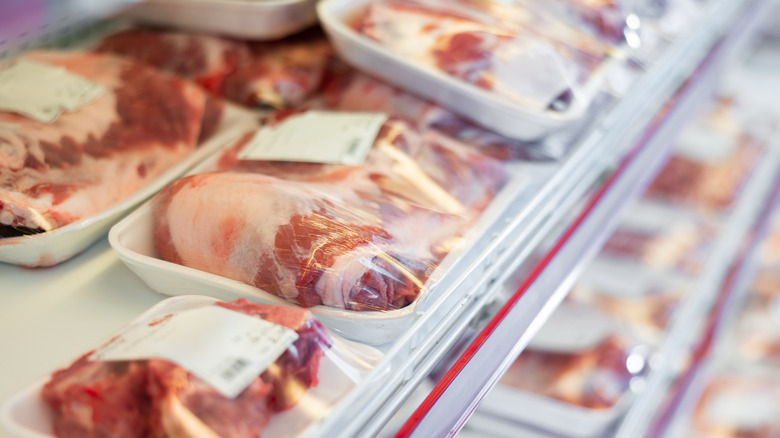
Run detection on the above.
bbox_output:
[0,0,776,437]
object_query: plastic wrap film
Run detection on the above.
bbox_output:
[35,297,381,438]
[313,61,557,161]
[0,51,222,254]
[94,27,332,110]
[643,97,766,215]
[150,109,506,312]
[347,0,613,113]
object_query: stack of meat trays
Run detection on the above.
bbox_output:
[464,89,772,437]
[0,295,383,438]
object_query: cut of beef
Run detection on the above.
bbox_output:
[96,28,332,109]
[317,66,550,161]
[41,299,329,438]
[0,51,221,248]
[152,171,455,311]
[220,30,332,109]
[95,29,251,95]
[153,112,505,311]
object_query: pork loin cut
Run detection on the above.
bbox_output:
[42,299,329,438]
[0,51,221,243]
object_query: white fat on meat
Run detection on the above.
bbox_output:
[162,173,322,301]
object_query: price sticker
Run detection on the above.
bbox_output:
[90,306,299,399]
[239,111,388,166]
[0,60,105,124]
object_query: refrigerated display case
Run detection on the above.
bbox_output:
[2,0,780,437]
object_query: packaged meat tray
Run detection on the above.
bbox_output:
[93,27,333,110]
[570,258,693,346]
[642,97,765,214]
[599,201,718,276]
[469,300,651,437]
[664,365,780,438]
[0,50,258,267]
[317,0,625,140]
[109,108,525,344]
[119,0,320,41]
[0,295,383,438]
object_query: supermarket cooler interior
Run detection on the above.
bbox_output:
[3,0,780,437]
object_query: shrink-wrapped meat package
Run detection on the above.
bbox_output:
[318,0,623,140]
[1,296,381,438]
[149,109,506,312]
[643,98,764,214]
[95,28,332,110]
[0,50,231,267]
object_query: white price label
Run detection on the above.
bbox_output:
[0,60,106,124]
[239,111,388,166]
[90,306,299,399]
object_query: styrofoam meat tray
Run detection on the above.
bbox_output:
[317,0,615,141]
[0,104,257,268]
[120,0,319,41]
[108,135,527,345]
[470,380,636,438]
[0,295,385,438]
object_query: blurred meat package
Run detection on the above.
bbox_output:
[644,98,764,213]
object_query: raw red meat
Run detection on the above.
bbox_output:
[94,29,250,95]
[499,336,636,409]
[220,30,332,109]
[0,51,221,245]
[41,356,151,438]
[96,28,332,109]
[152,171,457,311]
[41,299,329,438]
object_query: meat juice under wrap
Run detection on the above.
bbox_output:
[41,299,330,438]
[152,114,506,311]
[0,51,221,242]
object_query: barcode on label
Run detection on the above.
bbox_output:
[220,357,250,382]
[345,138,361,157]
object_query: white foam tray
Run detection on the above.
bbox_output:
[0,104,257,268]
[317,0,612,141]
[121,0,319,41]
